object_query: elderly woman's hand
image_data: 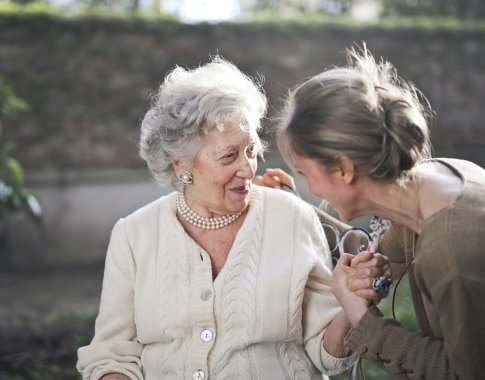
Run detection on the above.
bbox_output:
[332,243,392,327]
[100,374,131,380]
[331,253,370,328]
[254,168,296,192]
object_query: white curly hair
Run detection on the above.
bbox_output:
[139,56,268,187]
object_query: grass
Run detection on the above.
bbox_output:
[0,313,95,380]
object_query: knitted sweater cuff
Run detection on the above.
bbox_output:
[344,306,383,354]
[90,366,142,380]
[320,346,357,376]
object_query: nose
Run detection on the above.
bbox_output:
[237,154,256,179]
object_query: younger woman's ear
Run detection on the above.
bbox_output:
[337,156,355,185]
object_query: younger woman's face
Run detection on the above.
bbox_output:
[293,155,358,222]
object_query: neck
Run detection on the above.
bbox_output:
[359,178,424,234]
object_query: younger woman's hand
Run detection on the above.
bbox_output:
[254,168,296,192]
[348,246,392,305]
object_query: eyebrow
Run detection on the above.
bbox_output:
[213,140,257,157]
[213,145,238,157]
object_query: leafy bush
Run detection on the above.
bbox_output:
[0,78,41,221]
[0,314,96,380]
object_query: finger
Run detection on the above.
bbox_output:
[254,175,265,186]
[336,253,356,269]
[354,253,390,269]
[265,168,295,189]
[348,276,374,292]
[360,266,392,279]
[353,266,387,280]
[254,174,281,189]
[371,253,390,265]
[350,250,374,268]
[368,240,378,254]
[332,254,356,288]
[263,174,281,189]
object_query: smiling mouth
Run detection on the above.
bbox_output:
[230,184,250,193]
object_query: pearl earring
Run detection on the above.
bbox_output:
[179,171,193,185]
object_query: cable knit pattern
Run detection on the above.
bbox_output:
[154,213,191,377]
[288,276,306,338]
[277,203,322,380]
[77,186,355,379]
[278,341,315,379]
[285,204,307,340]
[214,190,263,379]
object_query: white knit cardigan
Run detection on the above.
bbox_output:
[77,186,355,380]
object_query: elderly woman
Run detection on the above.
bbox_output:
[275,46,485,379]
[76,57,389,380]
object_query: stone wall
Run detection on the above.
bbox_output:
[1,15,484,264]
[2,15,485,169]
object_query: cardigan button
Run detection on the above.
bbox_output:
[193,369,205,379]
[200,289,212,301]
[200,329,213,342]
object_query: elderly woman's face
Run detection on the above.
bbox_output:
[183,122,258,217]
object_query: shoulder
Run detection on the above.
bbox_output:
[254,185,319,230]
[122,191,177,225]
[254,185,326,252]
[127,191,177,219]
[432,158,485,181]
[108,192,178,262]
[255,185,315,216]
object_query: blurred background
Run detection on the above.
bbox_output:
[0,0,484,378]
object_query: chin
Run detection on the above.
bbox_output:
[229,198,250,214]
[339,214,351,223]
[336,208,353,223]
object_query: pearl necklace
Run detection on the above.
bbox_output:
[176,191,242,229]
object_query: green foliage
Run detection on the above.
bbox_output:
[241,0,485,20]
[0,78,41,221]
[0,78,28,119]
[0,1,66,15]
[382,0,485,19]
[234,11,485,30]
[1,0,485,28]
[238,10,351,25]
[377,15,485,29]
[0,0,178,19]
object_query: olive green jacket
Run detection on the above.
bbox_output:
[341,159,485,380]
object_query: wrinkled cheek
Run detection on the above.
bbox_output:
[250,160,258,177]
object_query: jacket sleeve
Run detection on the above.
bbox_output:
[77,218,144,380]
[344,221,467,380]
[345,306,456,379]
[302,210,356,376]
[414,217,485,380]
